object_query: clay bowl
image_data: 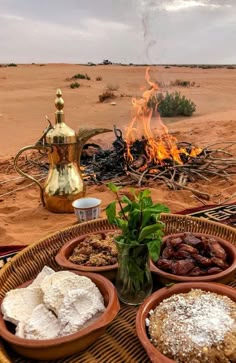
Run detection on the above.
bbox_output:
[150,232,236,284]
[55,230,119,280]
[136,282,236,363]
[0,270,120,360]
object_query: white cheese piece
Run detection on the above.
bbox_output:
[82,311,104,329]
[58,288,105,336]
[23,304,60,340]
[41,271,103,315]
[30,266,55,288]
[1,287,43,325]
[15,321,25,338]
[2,268,106,340]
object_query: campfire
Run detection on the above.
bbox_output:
[81,68,236,202]
[125,67,202,166]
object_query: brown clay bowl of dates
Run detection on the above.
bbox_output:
[55,230,120,280]
[150,232,236,284]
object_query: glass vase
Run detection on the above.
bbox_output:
[115,240,153,305]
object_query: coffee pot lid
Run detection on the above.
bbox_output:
[45,89,77,144]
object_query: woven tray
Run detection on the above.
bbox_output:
[0,214,236,363]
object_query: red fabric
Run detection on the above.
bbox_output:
[0,245,26,257]
[177,204,220,215]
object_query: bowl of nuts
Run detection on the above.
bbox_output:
[55,230,120,280]
[150,232,236,284]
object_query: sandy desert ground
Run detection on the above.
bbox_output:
[0,64,236,246]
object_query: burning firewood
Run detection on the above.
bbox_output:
[79,67,236,203]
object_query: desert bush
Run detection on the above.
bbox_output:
[165,66,170,69]
[73,73,90,80]
[198,65,223,69]
[8,63,17,67]
[149,92,196,117]
[70,82,80,89]
[106,83,119,91]
[98,91,116,102]
[200,65,212,69]
[227,65,235,69]
[171,79,196,87]
[96,76,102,81]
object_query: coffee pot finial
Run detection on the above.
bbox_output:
[55,88,64,111]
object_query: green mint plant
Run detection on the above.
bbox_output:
[106,183,170,304]
[105,183,170,262]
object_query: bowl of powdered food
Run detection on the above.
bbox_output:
[136,282,236,363]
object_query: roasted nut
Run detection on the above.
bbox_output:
[74,245,93,256]
[69,254,87,264]
[69,233,118,266]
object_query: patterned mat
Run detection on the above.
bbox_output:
[179,203,236,228]
[0,246,26,269]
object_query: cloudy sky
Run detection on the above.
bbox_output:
[0,0,235,64]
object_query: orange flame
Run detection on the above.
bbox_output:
[125,68,201,166]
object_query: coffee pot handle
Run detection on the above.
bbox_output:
[14,145,48,206]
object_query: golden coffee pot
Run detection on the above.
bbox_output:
[14,89,111,213]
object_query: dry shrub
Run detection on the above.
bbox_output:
[70,82,80,89]
[73,73,90,80]
[99,91,116,102]
[171,79,196,87]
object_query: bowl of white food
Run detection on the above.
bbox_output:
[0,267,120,360]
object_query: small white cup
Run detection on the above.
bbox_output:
[72,197,101,222]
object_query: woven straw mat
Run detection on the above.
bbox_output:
[0,214,236,363]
